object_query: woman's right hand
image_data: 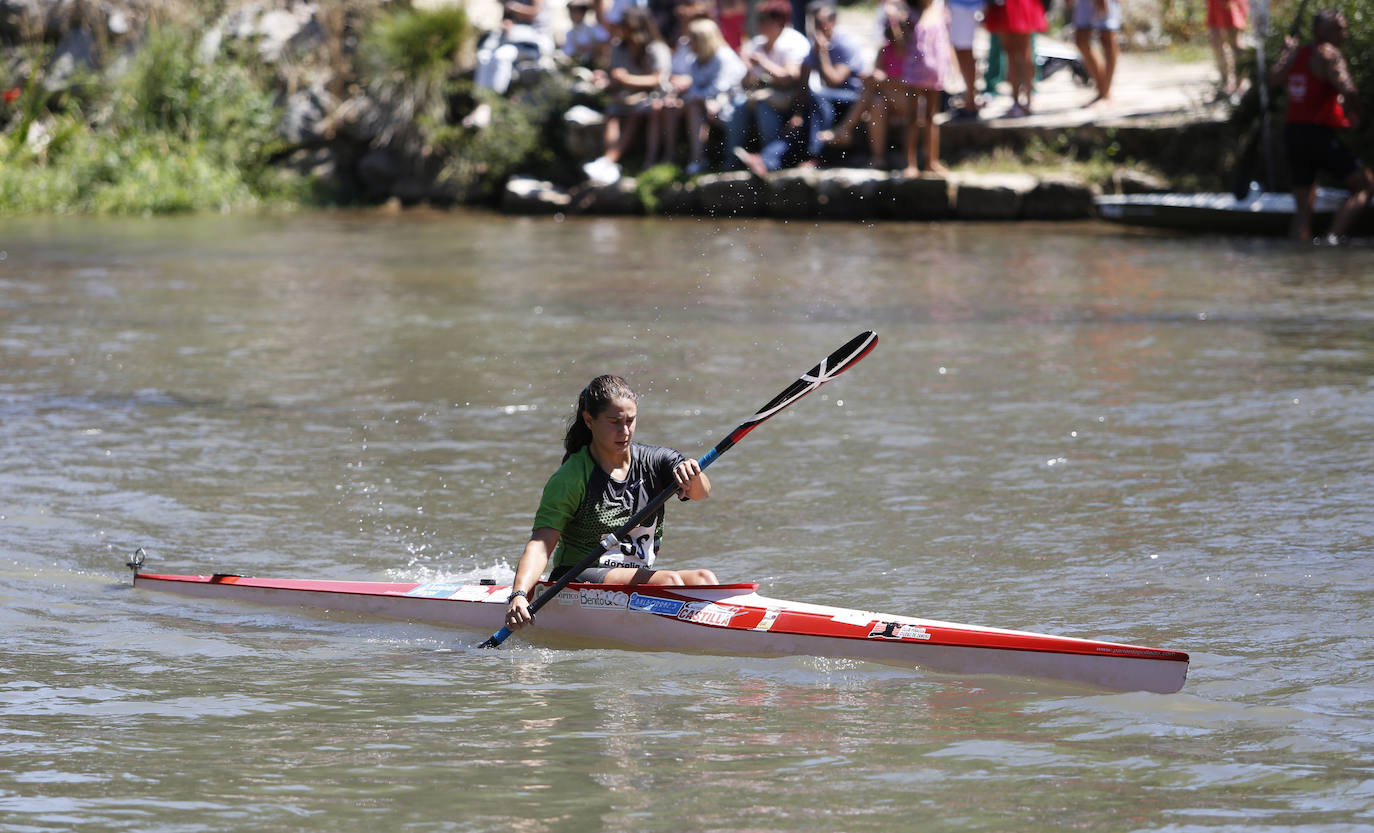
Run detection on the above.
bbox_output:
[506,594,533,630]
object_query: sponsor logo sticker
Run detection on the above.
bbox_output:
[578,587,629,610]
[405,583,466,599]
[868,620,932,641]
[629,593,686,617]
[448,584,507,602]
[753,607,782,631]
[677,601,743,628]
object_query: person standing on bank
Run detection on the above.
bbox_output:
[1270,8,1374,243]
[504,375,717,631]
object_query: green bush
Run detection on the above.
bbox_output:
[0,25,294,215]
[358,4,469,83]
[432,77,575,202]
[355,4,573,204]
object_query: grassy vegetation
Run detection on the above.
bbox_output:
[0,2,572,214]
[3,0,1364,216]
[0,27,299,215]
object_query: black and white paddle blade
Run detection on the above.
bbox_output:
[724,330,878,447]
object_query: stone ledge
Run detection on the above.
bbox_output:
[501,169,1100,221]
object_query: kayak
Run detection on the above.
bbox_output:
[131,567,1189,693]
[1095,188,1370,236]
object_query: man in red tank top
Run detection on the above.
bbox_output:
[1270,8,1372,243]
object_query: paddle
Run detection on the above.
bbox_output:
[1230,0,1311,198]
[478,329,879,649]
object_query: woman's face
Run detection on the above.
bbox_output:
[813,10,835,38]
[689,33,712,59]
[758,14,785,40]
[584,396,637,458]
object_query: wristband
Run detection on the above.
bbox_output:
[507,589,527,603]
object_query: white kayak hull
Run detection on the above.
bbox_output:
[133,572,1190,694]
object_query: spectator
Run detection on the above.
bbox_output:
[947,0,984,118]
[982,0,1046,117]
[681,17,748,173]
[1071,0,1120,106]
[802,1,865,161]
[583,7,673,184]
[1208,0,1249,101]
[717,0,747,51]
[896,0,950,175]
[600,0,646,37]
[733,0,865,175]
[564,0,611,69]
[726,0,810,169]
[657,0,716,167]
[817,0,912,166]
[1270,8,1373,243]
[475,0,555,95]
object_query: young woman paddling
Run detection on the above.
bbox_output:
[504,375,717,631]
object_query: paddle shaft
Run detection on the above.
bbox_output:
[478,330,879,649]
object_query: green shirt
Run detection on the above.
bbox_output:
[533,442,686,573]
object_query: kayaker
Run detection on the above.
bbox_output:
[1270,8,1373,243]
[504,374,717,630]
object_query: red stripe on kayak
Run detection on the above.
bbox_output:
[763,609,1189,662]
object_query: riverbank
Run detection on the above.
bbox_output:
[0,0,1253,217]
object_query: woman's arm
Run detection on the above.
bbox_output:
[506,527,560,629]
[673,458,711,501]
[814,37,854,90]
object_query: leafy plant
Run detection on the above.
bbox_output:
[356,4,470,154]
[0,25,293,215]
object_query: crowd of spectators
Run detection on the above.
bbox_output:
[472,0,1250,185]
[552,0,969,184]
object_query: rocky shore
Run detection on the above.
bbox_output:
[504,168,1128,220]
[1,0,1235,217]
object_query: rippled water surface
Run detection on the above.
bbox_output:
[2,212,1371,832]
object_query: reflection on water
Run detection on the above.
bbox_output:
[1,212,1372,832]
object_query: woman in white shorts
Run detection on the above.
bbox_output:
[947,0,984,117]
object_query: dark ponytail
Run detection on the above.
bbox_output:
[563,375,638,462]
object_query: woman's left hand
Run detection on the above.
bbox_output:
[673,458,705,498]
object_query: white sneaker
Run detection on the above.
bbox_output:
[582,156,621,185]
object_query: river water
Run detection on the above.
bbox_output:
[1,211,1371,832]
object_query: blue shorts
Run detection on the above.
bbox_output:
[1074,0,1121,31]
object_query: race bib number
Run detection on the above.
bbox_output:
[597,524,656,570]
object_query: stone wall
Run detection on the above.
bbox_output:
[503,169,1109,221]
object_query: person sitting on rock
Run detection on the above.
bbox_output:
[733,0,865,177]
[680,17,748,174]
[583,7,674,184]
[475,0,555,95]
[724,0,810,171]
[654,0,717,171]
[563,0,611,70]
[817,0,917,169]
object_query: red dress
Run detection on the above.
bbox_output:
[1206,0,1248,30]
[983,0,1047,34]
